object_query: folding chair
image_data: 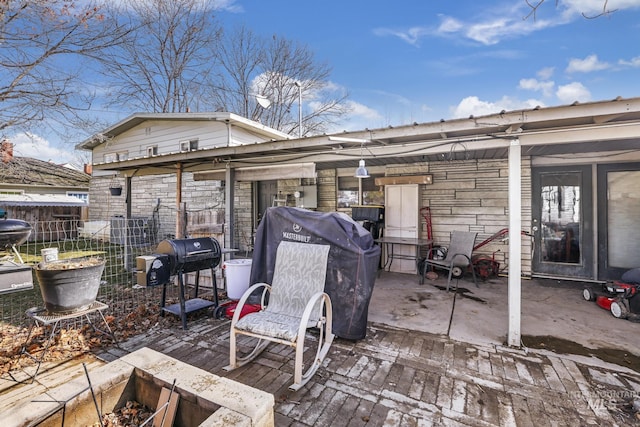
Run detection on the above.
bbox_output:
[421,231,478,291]
[224,241,334,391]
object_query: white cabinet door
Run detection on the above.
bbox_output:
[384,184,419,273]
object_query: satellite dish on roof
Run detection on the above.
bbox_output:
[256,95,271,109]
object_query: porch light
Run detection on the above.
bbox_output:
[355,159,370,178]
[354,138,369,178]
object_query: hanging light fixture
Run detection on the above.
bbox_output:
[354,140,369,178]
[355,159,369,178]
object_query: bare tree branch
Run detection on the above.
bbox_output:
[0,0,132,134]
[209,26,349,136]
[524,0,617,20]
[99,0,221,113]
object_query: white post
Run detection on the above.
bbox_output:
[508,138,522,347]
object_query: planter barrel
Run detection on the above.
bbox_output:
[35,258,106,313]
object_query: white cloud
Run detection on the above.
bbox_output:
[375,1,640,47]
[537,67,555,80]
[450,96,545,118]
[556,82,591,103]
[560,0,640,18]
[618,56,640,67]
[566,54,610,73]
[8,132,80,165]
[346,100,384,121]
[375,5,564,47]
[519,78,555,97]
[437,16,464,33]
[372,27,426,46]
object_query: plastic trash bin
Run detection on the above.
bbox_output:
[224,259,252,299]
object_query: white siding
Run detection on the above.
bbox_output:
[93,120,275,162]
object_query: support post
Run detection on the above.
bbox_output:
[507,138,522,347]
[225,166,236,257]
[176,163,183,238]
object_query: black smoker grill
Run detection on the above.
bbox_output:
[156,237,222,329]
[0,218,33,295]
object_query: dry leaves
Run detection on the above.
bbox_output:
[0,302,162,374]
[90,400,155,427]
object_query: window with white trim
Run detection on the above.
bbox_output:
[67,192,89,203]
[179,139,199,152]
[104,151,128,162]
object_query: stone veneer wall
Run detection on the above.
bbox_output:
[89,174,225,243]
[417,158,532,275]
[88,158,531,274]
[234,181,253,254]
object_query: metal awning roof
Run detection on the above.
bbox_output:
[88,97,640,178]
[0,194,89,207]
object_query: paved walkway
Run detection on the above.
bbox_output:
[4,272,640,425]
[96,316,640,426]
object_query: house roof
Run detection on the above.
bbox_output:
[0,157,90,188]
[0,193,88,207]
[86,96,640,177]
[75,112,292,151]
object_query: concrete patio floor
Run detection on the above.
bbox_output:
[369,271,640,364]
[2,270,640,426]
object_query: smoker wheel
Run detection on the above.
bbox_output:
[451,266,463,279]
[214,305,228,319]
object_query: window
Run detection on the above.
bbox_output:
[67,192,89,203]
[147,146,158,157]
[337,175,384,208]
[104,152,128,162]
[0,189,23,195]
[180,139,198,152]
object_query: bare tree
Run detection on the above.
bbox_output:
[210,26,349,136]
[208,26,266,119]
[524,0,617,20]
[100,0,221,113]
[0,0,131,135]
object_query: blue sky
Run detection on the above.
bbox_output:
[11,0,640,164]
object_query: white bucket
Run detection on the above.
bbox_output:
[224,259,252,299]
[41,248,59,264]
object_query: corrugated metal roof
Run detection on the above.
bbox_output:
[0,194,88,207]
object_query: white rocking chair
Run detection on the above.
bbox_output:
[224,241,334,391]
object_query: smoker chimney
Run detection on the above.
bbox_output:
[1,140,13,163]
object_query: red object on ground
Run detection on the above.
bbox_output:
[595,295,614,311]
[214,300,262,320]
[583,280,640,319]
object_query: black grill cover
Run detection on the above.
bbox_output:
[250,207,381,340]
[157,237,221,274]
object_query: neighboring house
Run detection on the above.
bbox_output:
[78,99,640,286]
[0,141,90,239]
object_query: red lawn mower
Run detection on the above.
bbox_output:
[582,269,640,320]
[471,228,533,280]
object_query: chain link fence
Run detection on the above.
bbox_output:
[0,218,217,328]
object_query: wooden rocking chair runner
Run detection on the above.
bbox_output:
[224,241,334,391]
[421,231,478,291]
